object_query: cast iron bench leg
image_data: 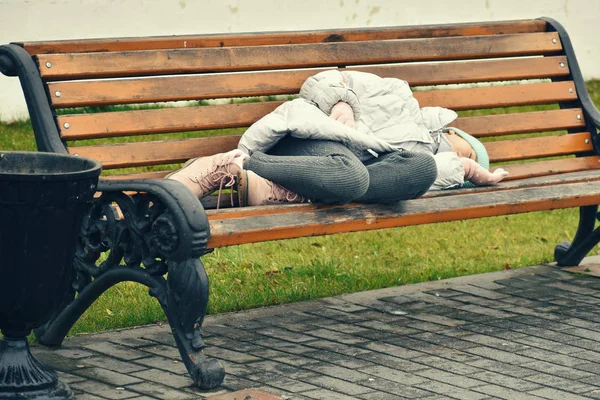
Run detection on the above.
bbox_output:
[555,205,600,266]
[34,181,225,389]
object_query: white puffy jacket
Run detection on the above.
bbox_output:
[238,70,465,190]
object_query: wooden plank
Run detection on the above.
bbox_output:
[59,102,582,142]
[69,136,241,168]
[69,129,591,170]
[486,132,593,162]
[206,180,600,248]
[415,81,579,111]
[21,20,546,55]
[49,76,578,109]
[453,108,585,137]
[97,156,600,185]
[205,169,600,220]
[502,156,600,180]
[59,102,284,140]
[38,32,561,80]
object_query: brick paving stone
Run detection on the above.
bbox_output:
[459,333,532,352]
[527,387,597,400]
[51,347,95,359]
[302,339,372,356]
[320,297,370,312]
[70,380,140,399]
[136,344,181,359]
[405,320,457,333]
[464,345,536,365]
[83,342,150,361]
[451,285,511,299]
[519,360,595,380]
[405,312,467,327]
[300,375,373,396]
[270,353,316,367]
[254,327,318,343]
[360,341,426,359]
[516,347,591,367]
[302,328,370,345]
[251,337,316,355]
[301,388,367,400]
[74,367,144,386]
[56,371,86,384]
[207,338,266,354]
[125,382,199,399]
[243,371,318,393]
[354,319,421,335]
[414,368,485,389]
[409,355,483,375]
[131,368,193,388]
[302,349,377,369]
[415,380,490,400]
[33,350,85,372]
[466,358,539,378]
[469,370,542,391]
[525,373,600,394]
[108,337,156,348]
[409,332,479,350]
[472,384,548,400]
[356,391,411,400]
[74,394,107,400]
[310,322,372,335]
[357,365,428,386]
[132,355,188,375]
[354,351,429,372]
[361,378,434,398]
[243,359,317,380]
[82,356,148,374]
[203,346,262,363]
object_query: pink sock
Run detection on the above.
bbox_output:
[461,157,508,185]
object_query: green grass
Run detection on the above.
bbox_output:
[1,81,599,336]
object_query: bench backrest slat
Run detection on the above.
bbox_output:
[37,33,561,80]
[20,20,546,54]
[48,80,577,109]
[70,131,594,169]
[58,107,586,141]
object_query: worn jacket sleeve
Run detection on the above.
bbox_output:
[299,70,360,116]
[237,101,294,155]
[429,151,465,191]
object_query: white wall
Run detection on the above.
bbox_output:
[1,0,598,121]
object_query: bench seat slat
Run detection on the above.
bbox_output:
[49,79,578,109]
[74,130,592,169]
[206,180,600,248]
[21,20,547,55]
[37,32,561,79]
[204,170,600,220]
[59,105,584,141]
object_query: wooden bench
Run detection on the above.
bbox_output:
[2,17,600,389]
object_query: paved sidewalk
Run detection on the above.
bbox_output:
[33,256,600,400]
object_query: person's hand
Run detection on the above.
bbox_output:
[462,157,508,185]
[330,102,355,128]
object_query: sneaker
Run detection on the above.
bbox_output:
[237,170,306,206]
[165,149,247,199]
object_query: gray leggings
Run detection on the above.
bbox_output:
[244,137,437,204]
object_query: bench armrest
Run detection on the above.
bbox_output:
[0,44,67,153]
[96,178,210,260]
[541,18,600,132]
